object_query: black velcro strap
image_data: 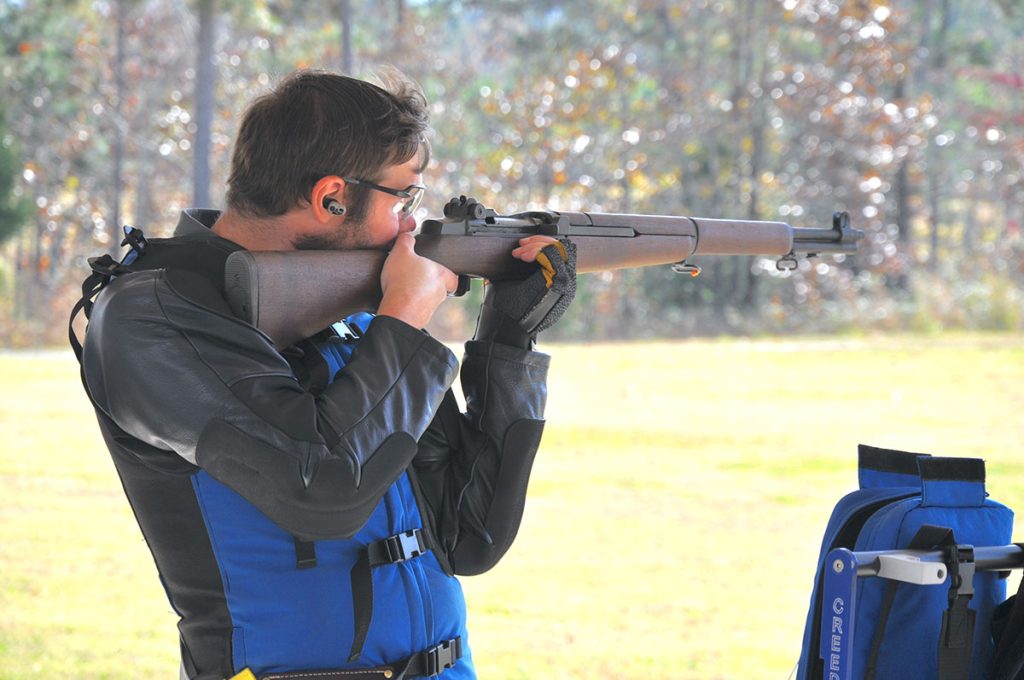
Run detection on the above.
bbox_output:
[348,549,374,663]
[68,294,95,363]
[348,529,428,663]
[939,595,977,679]
[918,456,986,484]
[857,444,929,476]
[938,543,976,680]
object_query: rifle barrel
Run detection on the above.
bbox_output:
[793,226,844,241]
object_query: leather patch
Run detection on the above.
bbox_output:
[196,418,418,540]
[452,418,544,576]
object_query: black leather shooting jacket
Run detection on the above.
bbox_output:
[78,209,551,676]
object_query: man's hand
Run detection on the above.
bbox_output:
[377,232,458,329]
[473,235,577,348]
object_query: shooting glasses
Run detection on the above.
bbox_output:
[343,178,425,217]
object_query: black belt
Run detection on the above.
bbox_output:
[255,636,463,680]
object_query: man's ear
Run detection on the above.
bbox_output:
[310,176,346,222]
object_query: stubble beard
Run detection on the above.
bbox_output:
[291,218,374,251]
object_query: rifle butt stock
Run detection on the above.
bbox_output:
[225,250,387,348]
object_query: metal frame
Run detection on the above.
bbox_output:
[819,544,1024,680]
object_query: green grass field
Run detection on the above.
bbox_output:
[2,334,1022,679]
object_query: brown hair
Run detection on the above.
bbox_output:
[225,68,431,222]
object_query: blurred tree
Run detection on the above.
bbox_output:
[2,0,105,324]
[0,102,31,245]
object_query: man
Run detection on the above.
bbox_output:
[73,70,575,679]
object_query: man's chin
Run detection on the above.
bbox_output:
[292,235,342,251]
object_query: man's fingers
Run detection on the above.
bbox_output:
[512,239,555,262]
[512,236,568,263]
[511,244,544,262]
[518,235,557,245]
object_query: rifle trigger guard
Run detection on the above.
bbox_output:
[671,261,701,277]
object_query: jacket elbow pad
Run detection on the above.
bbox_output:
[196,418,419,540]
[451,418,545,576]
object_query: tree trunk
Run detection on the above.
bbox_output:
[29,221,43,318]
[111,0,126,256]
[894,79,911,284]
[892,72,911,257]
[135,160,157,230]
[926,0,952,269]
[742,2,767,309]
[14,233,27,320]
[395,0,405,53]
[339,0,353,75]
[193,0,216,208]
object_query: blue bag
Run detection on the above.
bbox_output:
[797,444,1014,680]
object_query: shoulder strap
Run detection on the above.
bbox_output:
[68,226,149,364]
[68,255,135,363]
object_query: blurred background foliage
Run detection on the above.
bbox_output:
[1,0,1022,345]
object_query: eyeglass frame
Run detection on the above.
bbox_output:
[342,177,426,217]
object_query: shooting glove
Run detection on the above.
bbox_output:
[472,238,577,348]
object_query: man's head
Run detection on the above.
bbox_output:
[225,69,431,248]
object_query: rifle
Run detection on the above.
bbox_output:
[225,196,862,348]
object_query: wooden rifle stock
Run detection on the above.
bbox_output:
[225,198,861,348]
